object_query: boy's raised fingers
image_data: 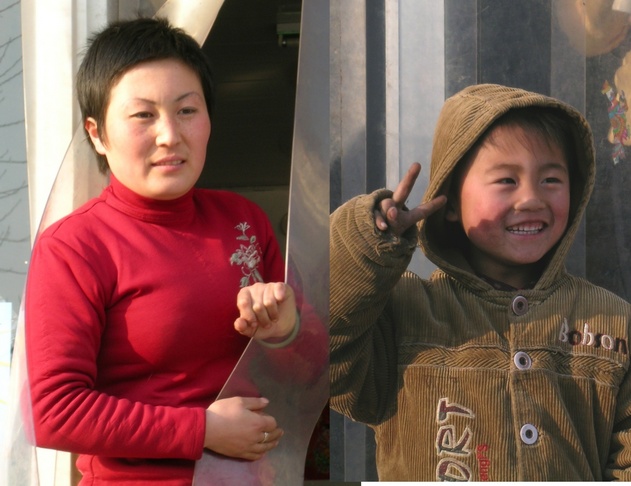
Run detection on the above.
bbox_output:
[408,195,448,223]
[391,162,422,206]
[375,199,396,231]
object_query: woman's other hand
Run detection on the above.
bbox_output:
[204,396,283,460]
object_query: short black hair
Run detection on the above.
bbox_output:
[478,107,577,168]
[454,106,579,208]
[77,17,215,173]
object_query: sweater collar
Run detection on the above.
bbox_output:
[105,175,196,225]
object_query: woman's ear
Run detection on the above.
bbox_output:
[84,118,107,155]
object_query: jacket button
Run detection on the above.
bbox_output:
[511,295,528,315]
[513,351,532,370]
[520,424,538,445]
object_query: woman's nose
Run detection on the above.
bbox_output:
[155,116,181,146]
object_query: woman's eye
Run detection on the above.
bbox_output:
[132,112,153,119]
[180,107,198,115]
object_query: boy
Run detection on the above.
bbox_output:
[330,83,631,481]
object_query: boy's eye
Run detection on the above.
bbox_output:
[543,176,567,184]
[497,178,516,185]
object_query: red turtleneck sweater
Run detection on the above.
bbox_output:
[25,176,284,484]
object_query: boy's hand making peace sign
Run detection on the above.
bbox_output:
[375,162,447,236]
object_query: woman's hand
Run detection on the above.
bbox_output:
[234,282,297,341]
[204,397,283,460]
[375,162,447,236]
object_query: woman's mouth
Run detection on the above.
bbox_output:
[152,159,184,167]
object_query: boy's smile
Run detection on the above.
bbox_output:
[446,124,570,289]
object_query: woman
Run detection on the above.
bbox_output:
[25,17,298,485]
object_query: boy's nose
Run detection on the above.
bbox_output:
[514,184,545,211]
[155,117,181,146]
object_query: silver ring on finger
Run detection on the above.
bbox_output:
[260,431,269,444]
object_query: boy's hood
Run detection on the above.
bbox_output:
[418,84,595,291]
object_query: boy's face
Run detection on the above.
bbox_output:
[446,125,570,288]
[85,58,211,200]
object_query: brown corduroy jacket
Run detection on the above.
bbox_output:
[330,84,631,481]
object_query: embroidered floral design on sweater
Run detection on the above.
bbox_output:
[230,222,263,288]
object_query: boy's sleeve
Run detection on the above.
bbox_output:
[329,190,418,425]
[605,363,631,480]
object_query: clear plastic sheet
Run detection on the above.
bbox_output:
[2,128,109,486]
[192,1,330,484]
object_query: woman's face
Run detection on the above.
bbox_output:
[85,58,211,200]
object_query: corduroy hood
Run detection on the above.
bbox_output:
[418,83,595,291]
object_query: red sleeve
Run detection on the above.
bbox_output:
[25,234,205,460]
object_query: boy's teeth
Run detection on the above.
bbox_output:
[508,223,543,234]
